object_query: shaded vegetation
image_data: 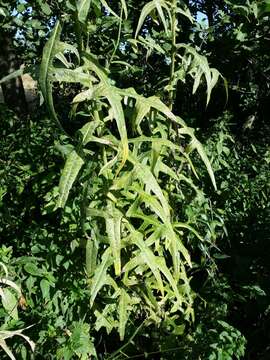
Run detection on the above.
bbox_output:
[0,1,269,359]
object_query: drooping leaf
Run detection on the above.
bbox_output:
[0,68,23,84]
[129,155,170,220]
[52,68,95,86]
[174,222,204,242]
[82,55,129,170]
[0,339,16,360]
[186,137,217,190]
[155,0,169,34]
[135,1,156,38]
[77,0,92,23]
[105,201,122,276]
[40,279,51,299]
[132,232,164,296]
[86,238,98,277]
[40,2,52,15]
[102,88,129,171]
[90,249,112,306]
[118,289,130,341]
[1,288,18,320]
[156,257,185,307]
[120,0,128,18]
[39,21,67,133]
[100,0,121,19]
[56,150,84,208]
[135,0,170,38]
[132,100,150,134]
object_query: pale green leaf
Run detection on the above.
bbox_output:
[174,223,204,242]
[99,86,129,171]
[86,239,97,277]
[40,279,50,299]
[52,68,95,86]
[132,232,164,296]
[54,52,71,68]
[1,288,18,320]
[176,6,194,23]
[154,0,168,34]
[132,100,150,134]
[57,150,84,208]
[122,255,143,274]
[58,42,80,64]
[156,257,184,306]
[129,155,170,220]
[78,120,101,145]
[0,8,7,17]
[128,136,180,151]
[82,55,129,169]
[73,88,94,103]
[135,0,170,37]
[39,21,65,132]
[0,68,23,84]
[134,190,168,223]
[0,339,16,360]
[0,326,35,352]
[106,201,122,276]
[77,0,92,23]
[135,1,156,38]
[0,278,21,296]
[119,289,129,341]
[100,0,120,18]
[90,249,112,306]
[189,138,217,190]
[120,0,128,18]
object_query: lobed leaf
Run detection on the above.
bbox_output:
[56,150,84,208]
[105,201,122,276]
[118,289,130,340]
[90,249,113,306]
[39,21,64,131]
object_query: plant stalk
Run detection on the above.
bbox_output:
[169,0,177,111]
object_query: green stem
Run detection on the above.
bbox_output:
[169,0,177,110]
[109,5,124,67]
[74,13,83,56]
[107,321,146,360]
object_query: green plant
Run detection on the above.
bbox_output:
[37,0,227,349]
[0,249,35,360]
[3,0,269,358]
[194,320,246,360]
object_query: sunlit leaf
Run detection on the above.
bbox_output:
[119,289,130,340]
[56,150,84,208]
[39,21,64,131]
[77,0,92,23]
[90,249,113,306]
[106,201,122,276]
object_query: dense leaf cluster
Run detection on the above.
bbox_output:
[0,0,269,359]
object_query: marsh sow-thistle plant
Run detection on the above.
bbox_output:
[39,0,223,344]
[0,261,35,359]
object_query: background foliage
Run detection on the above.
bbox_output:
[0,0,269,359]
